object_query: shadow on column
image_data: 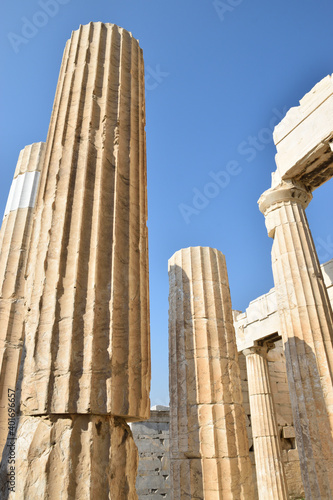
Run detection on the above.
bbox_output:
[283,335,333,498]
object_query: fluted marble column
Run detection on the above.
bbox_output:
[243,342,288,500]
[169,247,254,499]
[259,180,333,499]
[1,23,150,499]
[0,142,45,457]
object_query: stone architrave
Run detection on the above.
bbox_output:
[0,142,45,457]
[272,74,333,186]
[168,246,255,499]
[259,180,333,499]
[243,342,288,500]
[0,23,150,499]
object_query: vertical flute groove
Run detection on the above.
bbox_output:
[19,24,149,420]
[244,346,288,500]
[0,142,45,457]
[259,181,333,499]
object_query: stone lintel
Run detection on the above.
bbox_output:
[234,288,279,351]
[234,259,333,352]
[272,74,333,190]
[243,340,275,358]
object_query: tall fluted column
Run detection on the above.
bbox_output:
[1,23,150,499]
[0,142,45,457]
[243,342,288,500]
[168,246,254,499]
[259,180,333,499]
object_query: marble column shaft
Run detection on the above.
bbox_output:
[168,246,254,499]
[0,142,45,457]
[243,343,288,500]
[1,22,150,499]
[259,180,333,499]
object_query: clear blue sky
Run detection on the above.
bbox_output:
[1,0,332,407]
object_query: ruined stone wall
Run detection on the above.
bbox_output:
[131,406,170,499]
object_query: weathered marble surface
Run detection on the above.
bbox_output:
[0,414,138,499]
[168,246,254,499]
[0,22,150,499]
[243,344,288,500]
[0,142,45,457]
[20,23,150,421]
[273,74,333,188]
[259,181,333,499]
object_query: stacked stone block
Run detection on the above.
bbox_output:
[131,406,170,499]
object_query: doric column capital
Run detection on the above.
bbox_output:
[258,180,312,215]
[258,180,312,237]
[243,341,274,358]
